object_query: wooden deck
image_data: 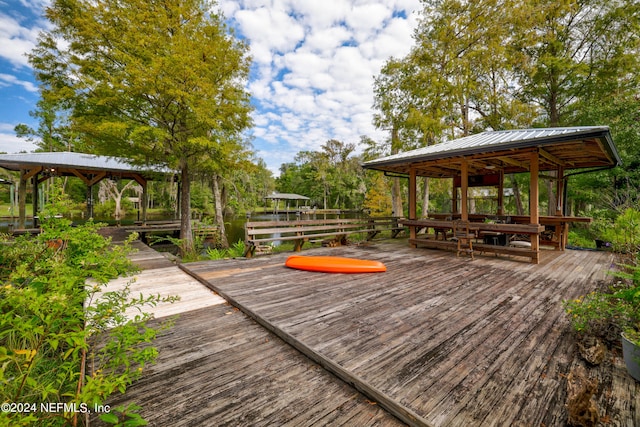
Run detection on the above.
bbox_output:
[94,240,404,426]
[177,242,640,427]
[91,241,226,319]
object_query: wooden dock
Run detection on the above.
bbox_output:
[180,243,639,426]
[96,239,640,426]
[94,240,404,426]
[91,241,226,319]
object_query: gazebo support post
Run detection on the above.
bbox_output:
[451,179,458,214]
[460,160,469,221]
[409,167,417,247]
[497,169,504,215]
[87,184,93,219]
[530,151,540,264]
[555,166,565,215]
[32,172,39,227]
[132,174,148,225]
[18,170,27,228]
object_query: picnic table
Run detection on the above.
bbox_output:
[400,215,591,264]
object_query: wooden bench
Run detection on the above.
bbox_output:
[401,219,545,263]
[244,217,405,258]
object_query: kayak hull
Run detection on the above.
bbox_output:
[285,255,386,273]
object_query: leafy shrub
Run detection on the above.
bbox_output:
[0,194,175,426]
[601,208,640,255]
[206,240,246,260]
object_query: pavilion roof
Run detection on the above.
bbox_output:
[264,192,310,201]
[362,126,621,178]
[0,152,173,176]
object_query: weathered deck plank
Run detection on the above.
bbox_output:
[182,242,639,426]
[96,304,405,426]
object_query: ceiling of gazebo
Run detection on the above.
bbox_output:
[362,127,621,178]
[0,152,174,185]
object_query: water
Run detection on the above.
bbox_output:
[2,210,364,248]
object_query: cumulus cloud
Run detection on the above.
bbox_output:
[0,73,37,92]
[0,0,422,171]
[0,8,46,69]
[0,123,38,153]
[220,0,421,174]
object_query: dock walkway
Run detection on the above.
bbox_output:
[96,240,404,426]
[96,236,639,426]
[181,243,639,426]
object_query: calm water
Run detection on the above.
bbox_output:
[2,211,363,248]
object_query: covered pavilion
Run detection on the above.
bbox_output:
[362,126,622,263]
[0,152,175,228]
[264,192,310,213]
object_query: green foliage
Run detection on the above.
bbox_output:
[31,0,254,254]
[563,226,640,345]
[600,209,640,255]
[205,240,246,260]
[567,230,596,249]
[276,139,365,210]
[564,271,640,345]
[0,195,176,426]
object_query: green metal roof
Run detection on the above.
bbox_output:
[363,126,621,178]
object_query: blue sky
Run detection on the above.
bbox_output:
[0,0,420,174]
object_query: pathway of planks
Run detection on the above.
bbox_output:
[96,240,403,426]
[91,241,227,319]
[182,243,640,427]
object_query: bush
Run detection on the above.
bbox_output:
[0,193,176,426]
[601,208,640,256]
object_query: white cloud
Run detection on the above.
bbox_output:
[0,123,38,153]
[0,72,37,92]
[0,9,46,69]
[220,0,422,174]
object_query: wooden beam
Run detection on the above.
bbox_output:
[87,171,107,187]
[409,168,417,246]
[23,166,43,181]
[538,148,568,167]
[71,170,91,185]
[530,151,540,263]
[461,159,468,221]
[497,156,529,169]
[132,174,147,187]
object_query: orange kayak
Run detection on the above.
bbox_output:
[285,255,386,273]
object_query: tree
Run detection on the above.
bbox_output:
[275,140,365,211]
[510,0,640,213]
[98,179,142,221]
[370,0,639,217]
[30,0,252,254]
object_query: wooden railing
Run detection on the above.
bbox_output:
[244,217,405,258]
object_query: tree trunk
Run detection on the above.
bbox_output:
[179,160,193,255]
[422,177,430,218]
[390,124,404,217]
[392,178,403,218]
[510,174,524,215]
[212,174,229,249]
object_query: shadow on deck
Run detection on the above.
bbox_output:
[100,240,639,426]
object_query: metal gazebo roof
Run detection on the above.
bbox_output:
[264,192,310,201]
[362,126,621,177]
[0,152,173,177]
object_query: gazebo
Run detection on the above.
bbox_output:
[362,126,621,263]
[264,192,310,213]
[0,152,174,228]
